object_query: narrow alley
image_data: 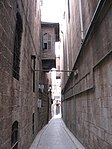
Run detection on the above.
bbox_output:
[30,116,85,149]
[0,0,112,149]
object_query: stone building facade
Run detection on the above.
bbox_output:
[0,0,42,148]
[41,22,59,71]
[61,0,112,148]
[39,22,59,120]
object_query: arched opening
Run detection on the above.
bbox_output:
[11,121,18,149]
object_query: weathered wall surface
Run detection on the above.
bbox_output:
[38,72,49,132]
[81,0,99,34]
[62,0,112,148]
[0,0,41,148]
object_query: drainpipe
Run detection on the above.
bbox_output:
[79,0,84,41]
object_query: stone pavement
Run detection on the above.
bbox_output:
[29,115,85,149]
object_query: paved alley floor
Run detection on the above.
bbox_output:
[30,115,85,149]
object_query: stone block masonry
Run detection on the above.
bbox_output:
[61,0,112,148]
[0,0,43,149]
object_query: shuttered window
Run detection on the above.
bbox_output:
[43,33,52,50]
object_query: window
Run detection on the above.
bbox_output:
[13,12,23,80]
[31,55,36,92]
[32,113,34,134]
[11,121,18,149]
[68,0,70,21]
[43,33,51,50]
[35,0,37,16]
[44,43,47,49]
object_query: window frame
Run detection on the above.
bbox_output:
[13,12,23,80]
[31,55,36,92]
[43,33,52,50]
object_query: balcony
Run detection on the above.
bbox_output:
[41,22,59,71]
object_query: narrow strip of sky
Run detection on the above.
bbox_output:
[41,0,64,22]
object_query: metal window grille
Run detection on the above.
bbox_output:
[13,12,23,80]
[31,55,36,92]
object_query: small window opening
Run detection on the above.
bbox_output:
[31,55,36,92]
[43,33,51,50]
[44,43,47,49]
[11,121,18,149]
[32,113,34,134]
[68,0,70,21]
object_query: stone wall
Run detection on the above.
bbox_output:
[0,0,41,148]
[62,0,112,148]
